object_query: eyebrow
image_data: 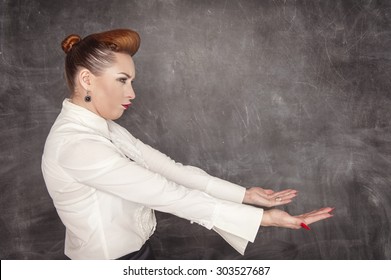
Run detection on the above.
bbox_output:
[117,72,132,78]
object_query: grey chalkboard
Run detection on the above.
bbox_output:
[1,0,390,259]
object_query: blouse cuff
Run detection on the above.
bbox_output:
[213,227,249,255]
[214,201,263,243]
[206,177,246,204]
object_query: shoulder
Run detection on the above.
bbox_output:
[43,115,112,161]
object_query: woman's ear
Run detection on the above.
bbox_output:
[77,68,92,91]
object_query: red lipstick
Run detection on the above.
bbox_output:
[122,103,131,109]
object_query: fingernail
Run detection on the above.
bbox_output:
[328,208,335,214]
[300,223,311,230]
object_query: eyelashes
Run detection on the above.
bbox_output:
[117,77,134,84]
[117,77,127,84]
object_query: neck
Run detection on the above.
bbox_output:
[70,95,99,116]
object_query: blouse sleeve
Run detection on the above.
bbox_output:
[58,136,263,255]
[136,141,246,204]
[108,121,246,204]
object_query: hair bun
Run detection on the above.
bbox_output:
[61,34,82,54]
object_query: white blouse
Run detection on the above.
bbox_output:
[41,99,263,259]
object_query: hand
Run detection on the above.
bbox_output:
[260,207,334,229]
[243,187,298,208]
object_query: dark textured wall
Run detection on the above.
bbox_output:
[1,0,390,259]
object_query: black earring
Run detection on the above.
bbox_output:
[84,90,91,102]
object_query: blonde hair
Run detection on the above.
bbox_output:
[61,29,140,92]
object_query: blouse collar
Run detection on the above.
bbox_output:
[61,99,111,140]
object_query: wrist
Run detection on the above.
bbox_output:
[243,188,251,204]
[260,210,271,227]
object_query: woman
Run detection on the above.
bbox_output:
[41,29,333,260]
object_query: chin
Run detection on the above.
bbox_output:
[110,111,124,120]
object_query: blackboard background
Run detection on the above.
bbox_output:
[1,0,390,259]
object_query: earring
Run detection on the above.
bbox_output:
[84,90,91,102]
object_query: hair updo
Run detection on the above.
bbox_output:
[61,35,82,53]
[61,29,140,92]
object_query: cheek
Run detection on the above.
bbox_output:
[99,83,121,103]
[93,80,124,118]
[106,84,122,99]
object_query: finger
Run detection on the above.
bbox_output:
[303,213,333,225]
[308,207,334,215]
[269,189,297,199]
[272,189,296,196]
[250,187,274,196]
[300,207,333,216]
[253,188,275,196]
[273,199,293,206]
[263,189,275,195]
[255,189,298,202]
[295,207,334,221]
[271,193,297,205]
[273,194,300,206]
[281,192,298,200]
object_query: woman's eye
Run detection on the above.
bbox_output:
[118,78,127,84]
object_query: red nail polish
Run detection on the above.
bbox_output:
[300,223,311,230]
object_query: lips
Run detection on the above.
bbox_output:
[122,103,131,109]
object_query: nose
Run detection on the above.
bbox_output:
[127,84,136,100]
